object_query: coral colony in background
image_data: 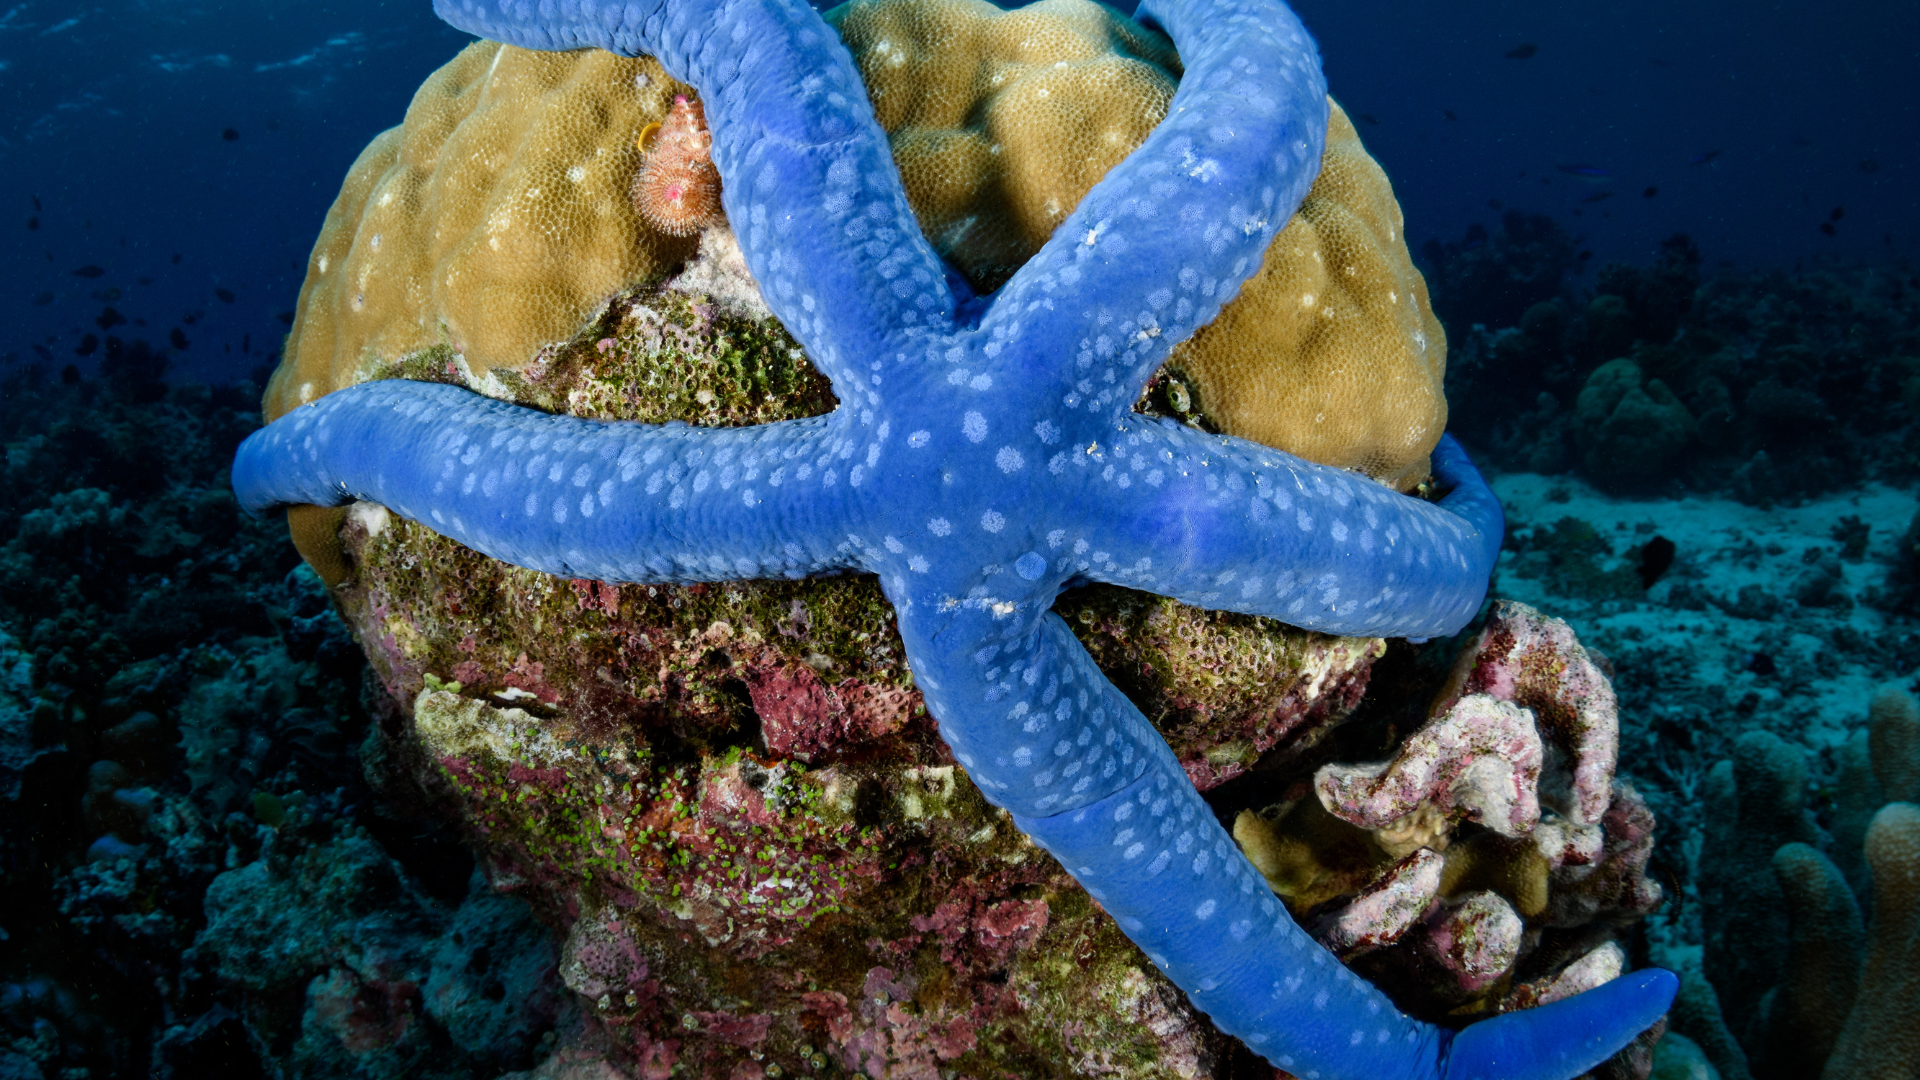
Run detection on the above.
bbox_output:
[232,0,1678,1075]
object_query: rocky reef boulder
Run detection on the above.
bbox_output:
[260,2,1670,1074]
[1575,358,1698,493]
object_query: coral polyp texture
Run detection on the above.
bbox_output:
[831,0,1449,489]
[274,0,1445,487]
[267,41,703,421]
[232,0,1676,1075]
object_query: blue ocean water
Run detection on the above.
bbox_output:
[1,1,1917,1077]
[1,0,1911,384]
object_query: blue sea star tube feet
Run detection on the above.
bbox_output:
[232,0,1678,1074]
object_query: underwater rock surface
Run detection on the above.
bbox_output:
[0,357,571,1078]
[283,236,1662,1074]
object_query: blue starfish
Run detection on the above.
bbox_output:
[232,0,1676,1073]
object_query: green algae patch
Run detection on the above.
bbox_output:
[370,276,837,430]
[1059,583,1384,789]
[417,689,892,950]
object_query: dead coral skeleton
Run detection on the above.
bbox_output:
[1236,601,1660,1016]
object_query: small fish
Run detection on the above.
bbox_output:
[1487,198,1504,210]
[1830,206,1846,221]
[215,287,236,303]
[39,15,80,36]
[32,291,52,305]
[171,253,182,264]
[242,333,251,355]
[30,194,40,212]
[71,264,105,278]
[74,334,98,356]
[1859,159,1880,173]
[1506,42,1538,59]
[222,127,239,142]
[1643,186,1658,198]
[1357,112,1381,126]
[276,310,296,325]
[26,216,36,230]
[1443,109,1457,121]
[137,276,154,285]
[95,307,126,330]
[1689,150,1720,166]
[31,343,52,362]
[182,313,198,325]
[170,327,190,350]
[1819,222,1836,236]
[1556,163,1611,179]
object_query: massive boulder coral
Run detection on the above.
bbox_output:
[269,44,701,421]
[833,0,1450,489]
[278,0,1446,488]
[324,265,1389,1075]
[289,251,1663,1073]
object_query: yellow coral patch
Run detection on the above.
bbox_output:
[829,0,1447,488]
[266,43,698,422]
[828,0,1181,291]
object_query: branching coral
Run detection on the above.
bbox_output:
[1690,690,1920,1080]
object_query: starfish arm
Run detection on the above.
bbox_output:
[432,0,955,390]
[903,603,1670,1080]
[1020,761,1677,1080]
[1019,758,1447,1080]
[1436,969,1678,1080]
[974,0,1327,401]
[1057,424,1502,640]
[895,601,1171,820]
[231,380,859,582]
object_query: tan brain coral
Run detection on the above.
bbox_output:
[273,0,1447,487]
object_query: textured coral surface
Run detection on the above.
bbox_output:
[1236,602,1661,1026]
[317,270,1400,1076]
[266,42,701,421]
[277,0,1445,487]
[831,0,1447,488]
